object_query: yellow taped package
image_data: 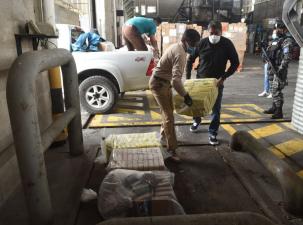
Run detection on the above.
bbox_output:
[174,79,218,117]
[104,132,161,159]
[107,147,165,171]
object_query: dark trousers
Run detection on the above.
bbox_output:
[193,86,224,136]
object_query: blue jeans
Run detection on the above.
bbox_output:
[264,63,270,93]
[193,86,224,136]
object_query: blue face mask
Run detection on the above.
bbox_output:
[187,46,196,55]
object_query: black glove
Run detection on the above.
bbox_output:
[184,93,193,107]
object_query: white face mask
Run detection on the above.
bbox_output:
[272,33,278,40]
[209,35,221,44]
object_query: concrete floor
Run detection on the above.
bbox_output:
[1,54,303,225]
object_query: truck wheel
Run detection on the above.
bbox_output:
[79,76,118,114]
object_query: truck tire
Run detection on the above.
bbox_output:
[79,76,118,114]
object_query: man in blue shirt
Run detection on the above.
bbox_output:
[123,17,162,57]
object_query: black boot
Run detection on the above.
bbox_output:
[264,103,276,114]
[271,107,283,119]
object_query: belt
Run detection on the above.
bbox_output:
[153,76,170,84]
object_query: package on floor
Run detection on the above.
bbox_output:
[103,132,161,160]
[107,147,165,171]
[98,169,184,219]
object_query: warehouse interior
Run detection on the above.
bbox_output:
[1,0,303,225]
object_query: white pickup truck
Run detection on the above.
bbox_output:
[56,24,154,114]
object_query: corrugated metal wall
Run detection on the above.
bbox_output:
[292,48,303,134]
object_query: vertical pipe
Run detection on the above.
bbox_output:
[61,58,84,156]
[113,0,118,47]
[42,0,67,145]
[91,0,97,28]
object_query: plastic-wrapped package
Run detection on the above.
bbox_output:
[98,169,184,220]
[174,78,218,117]
[107,147,166,171]
[104,132,161,159]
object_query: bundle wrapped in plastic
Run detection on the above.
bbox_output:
[107,147,165,171]
[104,132,161,159]
[174,78,218,117]
[98,169,184,219]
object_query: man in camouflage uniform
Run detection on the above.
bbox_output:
[263,20,293,119]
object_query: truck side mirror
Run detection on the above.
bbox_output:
[283,0,303,47]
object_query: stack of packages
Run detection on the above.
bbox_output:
[202,22,247,71]
[174,78,218,117]
[156,22,203,56]
[98,132,185,219]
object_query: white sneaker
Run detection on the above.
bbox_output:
[267,93,273,99]
[258,91,268,97]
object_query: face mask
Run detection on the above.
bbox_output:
[187,46,196,55]
[272,33,278,40]
[184,42,195,55]
[209,35,221,44]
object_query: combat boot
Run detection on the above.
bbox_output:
[263,103,276,114]
[271,107,283,119]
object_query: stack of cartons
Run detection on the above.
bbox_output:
[174,78,218,117]
[223,23,247,71]
[157,23,203,56]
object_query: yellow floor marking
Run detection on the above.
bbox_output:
[269,147,285,159]
[146,90,159,109]
[107,116,142,122]
[231,118,262,123]
[114,108,145,116]
[150,111,162,120]
[268,139,303,157]
[117,101,144,107]
[248,124,284,139]
[297,170,303,178]
[120,96,143,101]
[281,122,295,130]
[221,114,235,119]
[223,104,264,113]
[221,124,237,136]
[225,107,261,117]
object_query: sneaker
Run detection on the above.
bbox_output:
[258,91,268,97]
[267,93,273,99]
[209,135,219,145]
[190,122,200,132]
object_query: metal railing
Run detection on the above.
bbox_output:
[6,48,84,225]
[231,131,303,217]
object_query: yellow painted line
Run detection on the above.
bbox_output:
[269,147,285,159]
[223,104,264,111]
[269,139,303,157]
[281,122,295,130]
[230,118,262,123]
[221,124,237,136]
[107,116,142,122]
[114,108,145,116]
[121,96,144,101]
[297,170,303,178]
[146,90,159,109]
[248,124,284,139]
[221,114,235,119]
[225,107,261,117]
[223,104,264,113]
[150,111,162,120]
[117,101,144,107]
